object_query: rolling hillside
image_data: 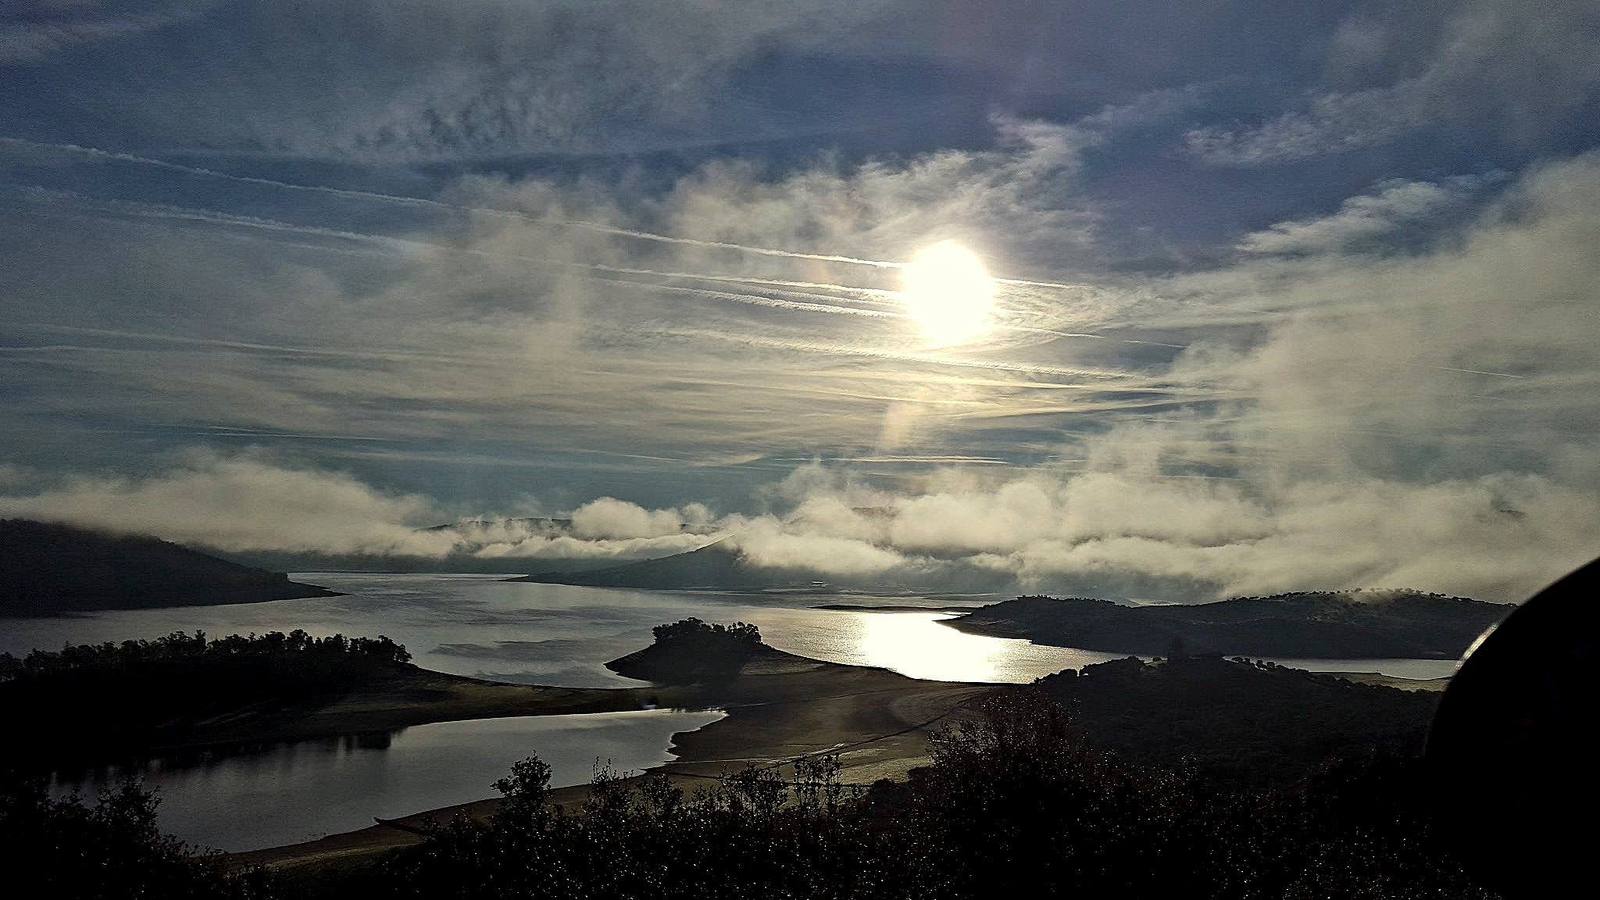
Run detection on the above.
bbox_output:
[1,519,337,616]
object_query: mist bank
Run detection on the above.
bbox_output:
[3,452,1593,604]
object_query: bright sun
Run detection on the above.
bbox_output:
[900,240,996,345]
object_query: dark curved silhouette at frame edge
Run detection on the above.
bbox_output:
[1426,555,1600,898]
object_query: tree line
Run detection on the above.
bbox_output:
[0,629,410,683]
[6,688,1497,899]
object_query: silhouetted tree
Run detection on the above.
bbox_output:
[1,774,275,899]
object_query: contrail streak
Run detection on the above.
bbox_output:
[1429,365,1525,379]
[16,186,1174,348]
[0,136,1085,289]
[14,188,898,321]
[662,327,1142,382]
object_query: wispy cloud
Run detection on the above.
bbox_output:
[1237,176,1496,256]
[0,2,1596,601]
[1186,0,1600,164]
[0,2,209,65]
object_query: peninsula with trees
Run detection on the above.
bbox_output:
[946,590,1510,658]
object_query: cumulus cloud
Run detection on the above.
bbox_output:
[729,518,910,577]
[569,497,698,540]
[699,454,1595,602]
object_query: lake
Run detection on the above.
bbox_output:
[9,574,1461,851]
[1,573,1460,684]
[49,709,723,851]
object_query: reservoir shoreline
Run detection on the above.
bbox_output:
[223,648,994,871]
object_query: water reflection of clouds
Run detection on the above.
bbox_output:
[50,710,725,852]
[433,638,602,659]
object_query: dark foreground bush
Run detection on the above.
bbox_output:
[363,689,1494,900]
[5,686,1495,899]
[0,774,275,899]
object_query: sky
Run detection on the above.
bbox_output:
[2,1,1598,601]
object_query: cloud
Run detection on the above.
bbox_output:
[1237,176,1494,256]
[2,0,895,160]
[4,144,1597,602]
[728,517,910,577]
[0,453,453,555]
[0,1,1328,164]
[0,463,36,489]
[0,455,721,562]
[0,2,205,65]
[0,5,1596,605]
[669,153,1600,600]
[0,437,1590,601]
[698,444,1595,602]
[0,105,1165,484]
[1186,0,1600,164]
[569,497,696,540]
[465,530,710,562]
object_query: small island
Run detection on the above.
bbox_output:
[1,620,986,784]
[5,619,1481,898]
[606,618,772,682]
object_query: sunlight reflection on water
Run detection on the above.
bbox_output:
[16,575,1461,851]
[2,574,1460,685]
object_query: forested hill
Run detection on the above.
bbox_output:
[0,519,336,616]
[1039,655,1440,785]
[948,590,1510,658]
[517,539,756,589]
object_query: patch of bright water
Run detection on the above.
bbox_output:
[15,575,1463,850]
[2,574,1462,684]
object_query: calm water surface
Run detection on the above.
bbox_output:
[2,575,1127,685]
[50,709,723,851]
[4,574,1455,684]
[12,575,1459,850]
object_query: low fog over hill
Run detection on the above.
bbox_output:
[0,520,335,616]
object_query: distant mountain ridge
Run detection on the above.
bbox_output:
[949,591,1512,659]
[0,519,337,617]
[516,538,759,589]
[512,538,1000,593]
[223,516,715,575]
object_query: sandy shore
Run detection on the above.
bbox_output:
[1325,671,1451,692]
[224,650,993,873]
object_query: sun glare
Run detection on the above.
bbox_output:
[900,240,997,345]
